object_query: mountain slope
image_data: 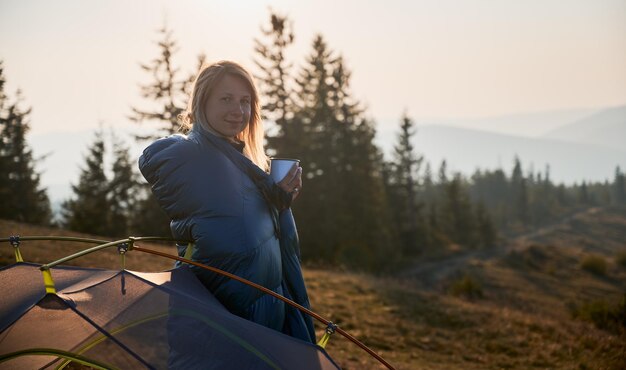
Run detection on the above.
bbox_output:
[543,105,626,151]
[431,107,600,138]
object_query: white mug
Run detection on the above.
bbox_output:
[270,158,300,182]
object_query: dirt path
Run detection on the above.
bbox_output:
[512,207,602,244]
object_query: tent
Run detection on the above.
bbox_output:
[0,237,342,369]
[0,236,394,370]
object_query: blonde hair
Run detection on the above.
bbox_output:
[179,60,269,171]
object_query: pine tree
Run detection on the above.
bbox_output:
[331,55,388,250]
[438,160,448,185]
[527,164,560,227]
[420,162,447,249]
[422,162,434,198]
[0,64,6,197]
[293,34,336,182]
[129,25,204,140]
[386,112,425,256]
[441,174,476,248]
[511,156,529,226]
[578,181,590,205]
[0,63,51,224]
[469,168,509,229]
[253,11,296,157]
[290,35,397,270]
[107,134,138,237]
[518,177,529,224]
[289,35,341,263]
[0,61,5,116]
[130,194,172,237]
[544,164,551,185]
[613,166,625,205]
[62,130,111,235]
[426,202,447,247]
[475,202,496,248]
[599,180,612,205]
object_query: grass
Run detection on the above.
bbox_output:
[2,208,626,369]
[306,267,625,369]
[0,219,175,271]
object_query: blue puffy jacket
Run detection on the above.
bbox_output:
[138,124,315,343]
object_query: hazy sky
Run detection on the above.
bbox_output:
[1,0,625,136]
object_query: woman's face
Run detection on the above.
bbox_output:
[204,74,252,139]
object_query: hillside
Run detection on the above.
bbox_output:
[544,105,626,152]
[1,213,625,369]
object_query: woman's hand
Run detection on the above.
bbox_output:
[277,163,303,201]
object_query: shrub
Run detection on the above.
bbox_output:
[503,244,556,272]
[580,255,607,276]
[569,295,626,334]
[449,274,483,300]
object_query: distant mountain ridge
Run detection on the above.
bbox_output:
[411,125,625,184]
[424,107,601,138]
[543,105,626,151]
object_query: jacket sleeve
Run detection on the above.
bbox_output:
[138,135,186,184]
[138,135,198,220]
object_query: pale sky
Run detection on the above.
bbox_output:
[1,0,625,136]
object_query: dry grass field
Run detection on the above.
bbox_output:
[0,220,175,270]
[1,207,625,369]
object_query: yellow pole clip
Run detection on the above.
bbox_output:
[117,242,129,270]
[41,268,57,294]
[183,243,194,261]
[9,236,23,262]
[317,322,337,349]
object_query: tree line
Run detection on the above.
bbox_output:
[0,61,51,225]
[1,12,625,272]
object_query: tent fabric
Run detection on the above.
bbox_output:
[0,262,113,332]
[0,263,340,370]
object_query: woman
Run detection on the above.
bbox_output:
[138,61,315,344]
